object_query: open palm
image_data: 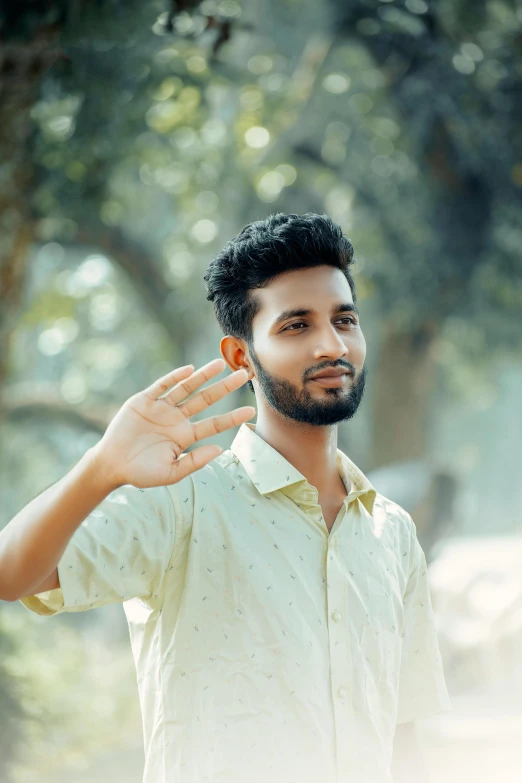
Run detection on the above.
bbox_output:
[94,359,255,489]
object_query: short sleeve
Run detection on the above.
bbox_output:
[396,523,452,724]
[19,483,178,617]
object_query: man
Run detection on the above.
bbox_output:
[0,213,451,782]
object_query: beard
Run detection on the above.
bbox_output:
[248,344,367,426]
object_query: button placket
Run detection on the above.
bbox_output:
[326,534,355,780]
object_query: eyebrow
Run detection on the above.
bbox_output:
[271,302,360,328]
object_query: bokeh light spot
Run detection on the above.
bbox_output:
[245,126,270,148]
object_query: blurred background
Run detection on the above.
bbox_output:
[0,1,521,781]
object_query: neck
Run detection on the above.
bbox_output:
[253,409,348,497]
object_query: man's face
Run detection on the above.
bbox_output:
[247,265,367,426]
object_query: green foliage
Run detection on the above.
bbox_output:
[1,607,140,782]
[327,0,522,338]
[20,0,520,366]
[0,619,28,779]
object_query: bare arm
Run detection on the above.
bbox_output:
[0,448,118,601]
[0,359,255,603]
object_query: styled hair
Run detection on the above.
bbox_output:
[203,212,357,392]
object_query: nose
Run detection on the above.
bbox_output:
[313,322,349,360]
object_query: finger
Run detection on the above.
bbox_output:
[176,368,250,417]
[167,444,224,483]
[143,364,195,400]
[164,358,230,405]
[191,406,256,442]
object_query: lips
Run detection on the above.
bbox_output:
[310,369,351,380]
[311,375,348,387]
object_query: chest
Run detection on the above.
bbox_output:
[161,492,408,675]
[318,495,346,533]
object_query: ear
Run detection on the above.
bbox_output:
[220,335,254,379]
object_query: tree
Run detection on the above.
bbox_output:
[325,0,522,466]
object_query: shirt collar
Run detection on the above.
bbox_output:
[229,422,376,516]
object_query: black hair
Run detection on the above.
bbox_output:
[203,212,357,392]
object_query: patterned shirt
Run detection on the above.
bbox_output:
[20,421,451,783]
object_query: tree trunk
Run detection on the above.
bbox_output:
[370,321,438,469]
[0,33,63,404]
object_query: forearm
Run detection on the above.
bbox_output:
[0,445,119,601]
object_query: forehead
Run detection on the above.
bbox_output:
[252,265,353,328]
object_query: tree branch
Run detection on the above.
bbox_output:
[70,223,193,356]
[2,382,115,433]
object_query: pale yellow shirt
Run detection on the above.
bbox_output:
[21,422,451,783]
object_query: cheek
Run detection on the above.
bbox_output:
[255,340,302,381]
[255,336,295,365]
[353,331,366,361]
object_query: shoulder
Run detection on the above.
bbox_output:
[372,491,420,561]
[373,493,428,579]
[373,491,414,532]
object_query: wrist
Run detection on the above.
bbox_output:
[84,442,124,494]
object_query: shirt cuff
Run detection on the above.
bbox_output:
[19,587,65,616]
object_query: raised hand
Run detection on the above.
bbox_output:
[92,358,255,489]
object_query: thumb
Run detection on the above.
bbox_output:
[168,444,223,483]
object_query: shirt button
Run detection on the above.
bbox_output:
[332,610,341,622]
[338,687,347,699]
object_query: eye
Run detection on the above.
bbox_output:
[283,317,358,331]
